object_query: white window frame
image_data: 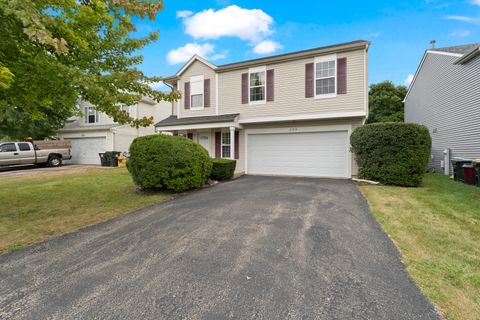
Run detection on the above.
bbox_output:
[314,54,337,99]
[84,106,98,124]
[248,66,266,105]
[189,75,204,110]
[221,130,231,159]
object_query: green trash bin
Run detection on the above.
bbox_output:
[99,153,107,166]
[451,158,472,182]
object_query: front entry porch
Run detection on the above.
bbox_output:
[155,114,244,173]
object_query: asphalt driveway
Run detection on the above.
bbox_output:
[0,176,439,319]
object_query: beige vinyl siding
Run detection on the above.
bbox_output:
[177,61,216,118]
[218,49,366,119]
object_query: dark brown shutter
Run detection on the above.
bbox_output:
[241,73,248,104]
[305,63,314,98]
[204,79,210,107]
[234,131,239,159]
[187,132,193,140]
[184,82,190,109]
[267,69,274,102]
[215,131,221,158]
[337,58,347,94]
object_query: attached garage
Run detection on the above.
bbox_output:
[246,129,350,178]
[69,137,106,165]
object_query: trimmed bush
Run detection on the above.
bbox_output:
[210,158,236,181]
[350,122,431,187]
[127,134,212,192]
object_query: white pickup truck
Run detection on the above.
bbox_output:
[0,141,72,167]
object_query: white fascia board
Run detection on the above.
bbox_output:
[156,121,242,131]
[238,111,366,124]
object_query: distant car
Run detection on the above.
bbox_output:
[0,141,72,167]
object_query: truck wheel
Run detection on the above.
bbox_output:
[48,156,62,167]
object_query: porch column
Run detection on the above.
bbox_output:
[229,126,235,160]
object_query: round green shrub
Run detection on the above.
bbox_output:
[210,158,236,181]
[127,134,212,192]
[350,123,431,187]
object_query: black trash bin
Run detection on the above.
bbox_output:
[451,158,472,182]
[473,160,480,187]
[105,151,121,167]
[99,153,107,167]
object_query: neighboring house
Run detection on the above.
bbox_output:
[57,98,171,164]
[156,40,370,178]
[404,43,480,174]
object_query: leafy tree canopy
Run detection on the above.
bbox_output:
[0,0,180,139]
[368,81,407,123]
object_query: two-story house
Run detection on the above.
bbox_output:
[156,40,369,178]
[57,98,171,164]
[404,43,480,175]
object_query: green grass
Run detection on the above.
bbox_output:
[359,174,480,320]
[0,168,170,253]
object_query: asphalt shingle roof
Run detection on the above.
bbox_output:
[431,43,480,55]
[155,114,239,127]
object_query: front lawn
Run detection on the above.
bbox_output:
[359,174,480,320]
[0,167,170,253]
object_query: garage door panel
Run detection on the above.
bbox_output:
[247,131,348,178]
[69,137,106,165]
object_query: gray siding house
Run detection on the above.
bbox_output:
[404,43,480,174]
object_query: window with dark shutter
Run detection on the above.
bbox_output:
[184,82,190,109]
[267,69,274,102]
[215,132,221,158]
[241,73,248,104]
[204,79,210,107]
[337,58,347,94]
[305,63,314,98]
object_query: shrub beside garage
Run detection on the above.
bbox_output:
[350,122,431,187]
[127,134,212,192]
[210,158,236,181]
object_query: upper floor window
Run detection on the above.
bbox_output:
[84,106,98,124]
[190,75,204,109]
[249,66,266,104]
[315,55,336,98]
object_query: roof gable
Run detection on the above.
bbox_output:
[176,55,217,77]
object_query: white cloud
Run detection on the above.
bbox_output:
[211,52,228,61]
[253,40,283,54]
[180,5,274,43]
[404,74,414,86]
[471,0,480,6]
[166,43,215,65]
[176,10,193,18]
[449,28,471,37]
[445,15,480,24]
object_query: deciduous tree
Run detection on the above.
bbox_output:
[0,0,179,139]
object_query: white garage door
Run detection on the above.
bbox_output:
[247,131,349,178]
[69,137,106,165]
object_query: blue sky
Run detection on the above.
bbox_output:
[134,0,480,88]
